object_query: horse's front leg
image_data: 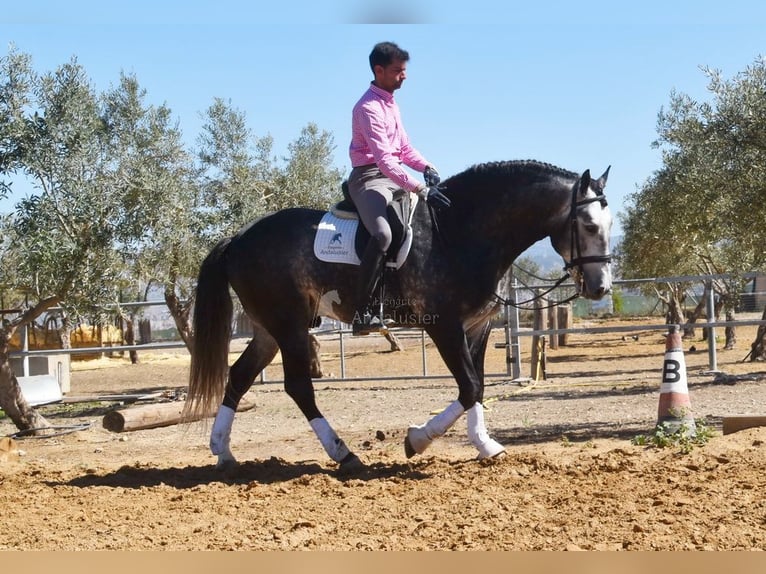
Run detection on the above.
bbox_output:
[405,321,505,460]
[465,320,505,458]
[465,402,505,459]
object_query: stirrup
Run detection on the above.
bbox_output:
[352,310,383,336]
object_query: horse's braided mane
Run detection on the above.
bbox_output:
[457,159,578,180]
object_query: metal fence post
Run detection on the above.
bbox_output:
[339,329,346,379]
[706,280,718,372]
[22,324,30,377]
[509,279,522,380]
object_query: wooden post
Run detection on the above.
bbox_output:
[557,304,572,346]
[138,318,152,344]
[530,290,547,380]
[722,415,766,435]
[548,305,559,350]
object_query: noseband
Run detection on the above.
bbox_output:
[563,187,612,276]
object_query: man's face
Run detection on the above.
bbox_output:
[374,59,407,93]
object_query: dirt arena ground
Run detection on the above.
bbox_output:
[2,317,766,550]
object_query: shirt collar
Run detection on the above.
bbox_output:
[369,82,395,103]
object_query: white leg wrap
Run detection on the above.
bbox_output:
[309,417,351,463]
[210,405,237,467]
[210,405,235,455]
[407,400,465,455]
[467,402,505,459]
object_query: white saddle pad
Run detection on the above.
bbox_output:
[313,199,417,269]
[313,213,361,265]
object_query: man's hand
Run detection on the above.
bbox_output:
[423,166,440,187]
[419,185,451,209]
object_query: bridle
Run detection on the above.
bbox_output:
[563,184,612,285]
[495,180,611,309]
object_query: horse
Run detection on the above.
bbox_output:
[185,160,613,473]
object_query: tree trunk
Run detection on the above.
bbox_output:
[164,288,193,350]
[724,308,737,350]
[749,306,766,361]
[383,329,403,352]
[124,315,139,364]
[60,313,72,349]
[309,333,322,378]
[0,328,50,433]
[664,290,685,326]
[683,292,707,339]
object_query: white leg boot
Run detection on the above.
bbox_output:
[309,417,352,463]
[405,400,465,458]
[467,402,505,459]
[210,405,237,469]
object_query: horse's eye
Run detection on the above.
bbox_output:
[584,224,599,234]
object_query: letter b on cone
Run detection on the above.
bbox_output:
[657,327,696,436]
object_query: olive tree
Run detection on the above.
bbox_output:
[0,48,187,431]
[620,57,766,349]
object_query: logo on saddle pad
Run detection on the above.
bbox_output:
[314,215,361,265]
[313,211,414,269]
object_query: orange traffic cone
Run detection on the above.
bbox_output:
[656,326,696,436]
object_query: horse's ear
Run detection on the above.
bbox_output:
[595,166,611,192]
[578,170,591,196]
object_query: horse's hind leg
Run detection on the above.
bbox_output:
[210,324,278,470]
[277,331,363,473]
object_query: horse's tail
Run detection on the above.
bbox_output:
[184,237,234,421]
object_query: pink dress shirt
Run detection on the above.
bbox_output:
[349,83,429,193]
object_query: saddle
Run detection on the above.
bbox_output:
[313,181,417,269]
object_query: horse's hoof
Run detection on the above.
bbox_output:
[478,449,507,461]
[405,425,431,458]
[404,435,416,459]
[337,453,365,475]
[476,439,506,460]
[215,457,239,475]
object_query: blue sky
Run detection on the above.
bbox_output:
[3,1,765,237]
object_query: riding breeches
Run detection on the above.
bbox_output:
[348,164,398,253]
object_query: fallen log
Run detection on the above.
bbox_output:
[102,395,256,433]
[63,392,164,404]
[722,415,766,435]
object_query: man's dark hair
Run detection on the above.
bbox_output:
[369,42,409,71]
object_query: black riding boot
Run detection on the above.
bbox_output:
[352,242,386,336]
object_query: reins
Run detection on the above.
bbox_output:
[492,274,578,310]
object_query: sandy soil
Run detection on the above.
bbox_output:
[2,317,766,550]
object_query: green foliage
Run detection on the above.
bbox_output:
[0,47,346,332]
[610,286,624,314]
[270,122,343,211]
[196,97,274,240]
[619,57,766,320]
[632,419,715,454]
[621,58,766,278]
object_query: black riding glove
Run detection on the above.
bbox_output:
[423,165,441,187]
[419,185,451,209]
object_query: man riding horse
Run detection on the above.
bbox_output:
[348,41,450,335]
